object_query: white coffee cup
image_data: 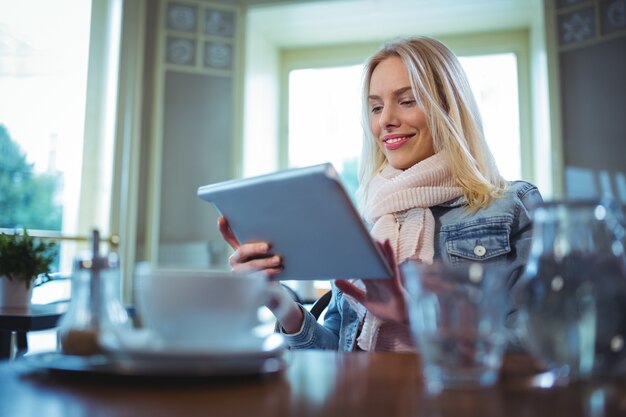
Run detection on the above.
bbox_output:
[134,267,291,351]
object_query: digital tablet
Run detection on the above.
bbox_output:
[197,163,392,281]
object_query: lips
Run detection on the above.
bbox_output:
[382,134,414,150]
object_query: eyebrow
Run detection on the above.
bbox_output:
[368,86,413,101]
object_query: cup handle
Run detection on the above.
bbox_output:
[265,285,296,323]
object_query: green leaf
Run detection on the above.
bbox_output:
[0,228,57,288]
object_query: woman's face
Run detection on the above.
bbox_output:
[368,56,435,170]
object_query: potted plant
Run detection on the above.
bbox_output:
[0,229,56,309]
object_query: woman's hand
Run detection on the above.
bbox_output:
[218,216,303,332]
[335,240,408,323]
[217,216,283,277]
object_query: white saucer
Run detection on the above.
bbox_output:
[21,330,288,379]
[98,328,286,360]
[22,350,288,379]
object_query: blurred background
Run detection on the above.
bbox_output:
[0,0,625,303]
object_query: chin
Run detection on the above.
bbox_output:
[387,153,435,170]
[386,157,415,171]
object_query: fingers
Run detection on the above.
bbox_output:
[217,216,284,277]
[362,279,391,302]
[377,239,404,290]
[228,256,282,275]
[377,239,397,271]
[229,242,270,264]
[337,240,408,323]
[232,263,283,277]
[337,278,387,302]
[335,279,367,303]
[217,216,240,249]
[228,242,283,276]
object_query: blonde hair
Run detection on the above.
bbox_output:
[357,36,506,209]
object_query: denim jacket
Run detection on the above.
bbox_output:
[282,181,543,351]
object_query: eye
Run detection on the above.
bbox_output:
[370,105,383,114]
[400,99,416,106]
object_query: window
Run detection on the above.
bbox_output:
[0,0,122,277]
[458,53,521,181]
[286,65,364,300]
[288,65,363,200]
[0,0,92,272]
[286,54,523,191]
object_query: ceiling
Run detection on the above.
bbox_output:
[221,0,332,5]
[245,0,539,48]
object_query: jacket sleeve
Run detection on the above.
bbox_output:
[280,284,342,350]
[507,182,543,288]
[505,182,543,348]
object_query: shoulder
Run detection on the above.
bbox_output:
[432,181,542,265]
[436,181,542,218]
[497,181,544,216]
[503,180,542,203]
[433,181,543,230]
[477,180,543,220]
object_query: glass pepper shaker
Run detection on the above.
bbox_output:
[58,229,129,356]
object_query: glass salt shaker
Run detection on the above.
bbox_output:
[58,230,129,356]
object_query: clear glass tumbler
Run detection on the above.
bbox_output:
[402,261,508,394]
[517,201,626,381]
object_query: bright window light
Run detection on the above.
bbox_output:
[288,65,363,199]
[0,0,92,275]
[287,52,522,199]
[459,53,521,181]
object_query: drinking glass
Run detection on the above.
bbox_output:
[402,261,508,394]
[516,201,626,381]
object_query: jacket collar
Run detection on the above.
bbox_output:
[437,195,467,208]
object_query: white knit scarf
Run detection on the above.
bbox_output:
[353,152,463,351]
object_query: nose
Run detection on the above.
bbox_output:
[378,104,399,131]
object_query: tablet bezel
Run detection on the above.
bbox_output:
[197,163,392,280]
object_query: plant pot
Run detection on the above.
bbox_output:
[0,276,33,309]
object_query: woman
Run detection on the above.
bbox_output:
[219,36,542,351]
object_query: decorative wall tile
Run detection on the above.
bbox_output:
[601,0,626,35]
[558,7,596,45]
[557,0,590,9]
[167,3,197,32]
[204,9,235,38]
[166,37,196,65]
[204,42,233,69]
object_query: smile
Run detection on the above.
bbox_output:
[382,134,414,150]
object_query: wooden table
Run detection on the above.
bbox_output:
[1,350,625,417]
[0,303,67,359]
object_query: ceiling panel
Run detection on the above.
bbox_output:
[246,0,536,47]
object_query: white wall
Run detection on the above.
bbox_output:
[242,14,280,177]
[529,0,557,198]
